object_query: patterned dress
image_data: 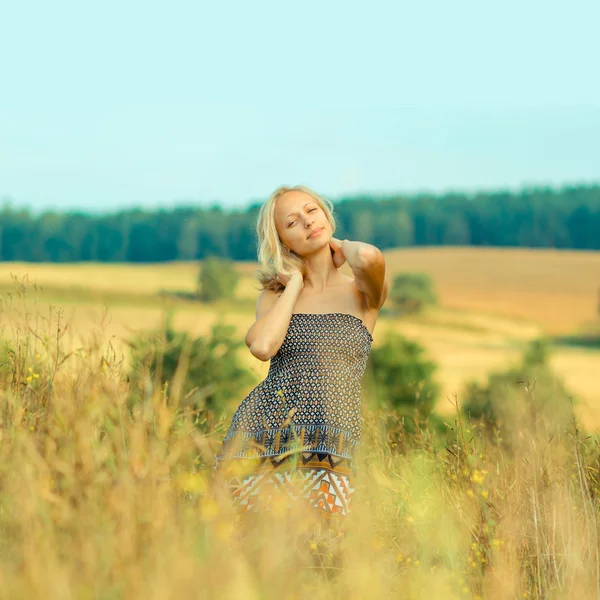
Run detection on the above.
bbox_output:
[213,312,373,522]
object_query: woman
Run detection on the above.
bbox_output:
[213,184,388,537]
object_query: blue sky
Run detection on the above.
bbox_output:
[1,0,599,214]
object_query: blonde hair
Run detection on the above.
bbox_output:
[255,185,337,293]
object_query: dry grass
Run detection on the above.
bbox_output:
[1,285,600,599]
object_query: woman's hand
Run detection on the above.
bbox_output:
[329,237,347,268]
[276,268,304,288]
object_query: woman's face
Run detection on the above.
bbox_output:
[274,191,331,256]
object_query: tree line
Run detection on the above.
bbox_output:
[1,184,599,262]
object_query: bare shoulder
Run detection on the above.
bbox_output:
[255,288,281,320]
[342,274,364,302]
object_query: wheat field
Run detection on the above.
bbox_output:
[3,247,598,333]
[1,247,599,426]
[0,286,599,598]
[1,248,600,598]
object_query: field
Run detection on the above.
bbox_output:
[2,247,600,598]
[2,247,599,427]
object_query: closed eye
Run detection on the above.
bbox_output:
[288,207,317,227]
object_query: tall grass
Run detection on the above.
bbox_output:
[1,278,599,599]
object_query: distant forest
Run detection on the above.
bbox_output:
[1,184,599,262]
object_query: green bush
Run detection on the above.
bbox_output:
[127,314,255,430]
[389,273,437,314]
[197,256,240,302]
[462,338,576,440]
[366,330,439,422]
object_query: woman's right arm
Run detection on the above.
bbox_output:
[244,273,304,362]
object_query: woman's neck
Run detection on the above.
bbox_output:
[301,247,342,292]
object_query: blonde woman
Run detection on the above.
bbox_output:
[214,184,388,542]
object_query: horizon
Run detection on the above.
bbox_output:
[2,179,599,217]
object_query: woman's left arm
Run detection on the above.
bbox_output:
[331,237,388,310]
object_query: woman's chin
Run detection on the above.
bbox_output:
[302,241,331,256]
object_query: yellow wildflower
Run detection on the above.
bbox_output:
[471,470,486,485]
[177,472,207,494]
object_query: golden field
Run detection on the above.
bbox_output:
[1,247,600,598]
[1,247,599,427]
[3,246,598,335]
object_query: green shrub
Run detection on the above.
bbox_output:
[128,313,255,430]
[389,273,438,314]
[462,338,576,440]
[366,330,439,422]
[197,256,240,302]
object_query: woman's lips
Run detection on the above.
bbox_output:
[308,227,323,239]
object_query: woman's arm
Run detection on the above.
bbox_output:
[244,273,304,361]
[331,237,388,311]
